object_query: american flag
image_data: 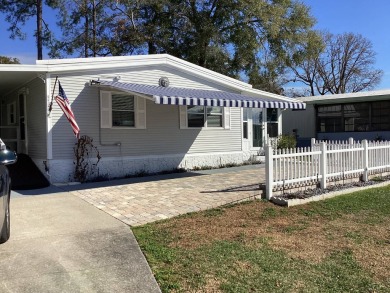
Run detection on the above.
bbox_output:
[55,82,80,139]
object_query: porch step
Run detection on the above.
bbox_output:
[7,154,50,190]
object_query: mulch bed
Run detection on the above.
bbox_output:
[275,176,390,200]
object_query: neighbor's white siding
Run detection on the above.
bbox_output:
[49,65,243,161]
[282,105,316,138]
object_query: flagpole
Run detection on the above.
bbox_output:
[48,76,58,116]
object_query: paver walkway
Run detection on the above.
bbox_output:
[67,165,265,226]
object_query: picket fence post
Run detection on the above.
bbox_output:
[362,139,368,181]
[320,142,327,189]
[311,138,316,149]
[265,144,273,200]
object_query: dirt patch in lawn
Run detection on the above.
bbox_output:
[161,200,390,282]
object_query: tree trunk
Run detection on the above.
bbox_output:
[84,1,89,58]
[92,0,96,57]
[36,0,43,60]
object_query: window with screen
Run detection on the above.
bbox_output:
[112,93,135,127]
[317,105,342,132]
[371,101,390,131]
[187,106,223,128]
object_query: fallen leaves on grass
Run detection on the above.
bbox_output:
[157,200,390,282]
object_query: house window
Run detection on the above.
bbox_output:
[112,93,135,127]
[317,102,390,133]
[252,108,263,147]
[317,105,342,132]
[100,91,146,129]
[344,103,369,132]
[266,108,278,137]
[7,102,16,125]
[243,108,248,139]
[187,106,205,127]
[187,106,223,128]
[371,101,390,131]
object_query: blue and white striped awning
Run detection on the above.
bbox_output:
[92,80,306,109]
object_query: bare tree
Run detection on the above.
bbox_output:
[289,30,325,96]
[319,33,383,94]
[290,32,383,96]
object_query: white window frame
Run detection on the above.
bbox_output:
[180,105,230,130]
[100,91,146,129]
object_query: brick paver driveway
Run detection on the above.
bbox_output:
[68,165,265,226]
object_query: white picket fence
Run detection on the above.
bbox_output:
[265,139,390,199]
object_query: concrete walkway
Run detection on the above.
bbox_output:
[0,193,161,293]
[61,164,265,226]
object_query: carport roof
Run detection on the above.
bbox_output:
[92,80,306,109]
[0,65,47,95]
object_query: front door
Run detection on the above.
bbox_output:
[242,108,265,152]
[242,108,280,151]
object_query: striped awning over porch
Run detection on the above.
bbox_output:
[91,80,306,109]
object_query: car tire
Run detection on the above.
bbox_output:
[0,191,10,244]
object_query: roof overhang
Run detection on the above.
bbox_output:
[92,80,306,109]
[0,65,48,96]
[298,90,390,105]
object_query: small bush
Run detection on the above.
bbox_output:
[277,134,297,149]
[74,135,101,183]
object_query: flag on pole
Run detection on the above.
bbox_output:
[55,82,80,139]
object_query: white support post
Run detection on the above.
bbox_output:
[349,137,354,145]
[320,142,327,189]
[265,144,274,200]
[311,138,316,149]
[362,139,368,182]
[45,73,53,160]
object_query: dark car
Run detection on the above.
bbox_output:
[0,139,17,244]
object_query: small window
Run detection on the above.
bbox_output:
[187,106,205,127]
[111,93,135,127]
[267,108,278,138]
[100,91,146,129]
[206,106,223,127]
[243,108,248,139]
[187,106,223,128]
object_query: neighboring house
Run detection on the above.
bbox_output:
[0,54,304,183]
[282,89,390,146]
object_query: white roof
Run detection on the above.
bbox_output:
[298,89,390,104]
[0,54,300,103]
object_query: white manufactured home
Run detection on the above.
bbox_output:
[0,54,304,183]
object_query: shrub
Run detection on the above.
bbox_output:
[277,134,297,149]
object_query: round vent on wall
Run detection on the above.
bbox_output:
[159,77,170,87]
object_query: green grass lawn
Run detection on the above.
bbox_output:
[133,186,390,293]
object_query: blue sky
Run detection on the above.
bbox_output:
[301,0,390,89]
[1,1,389,89]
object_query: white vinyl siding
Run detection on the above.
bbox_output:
[282,105,316,138]
[50,67,241,160]
[100,91,146,129]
